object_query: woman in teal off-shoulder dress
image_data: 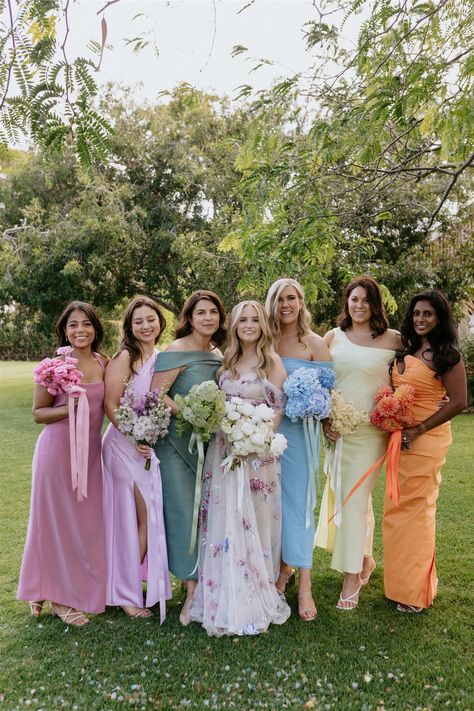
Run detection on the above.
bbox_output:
[265,278,333,621]
[151,291,226,625]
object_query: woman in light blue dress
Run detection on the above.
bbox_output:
[265,278,333,621]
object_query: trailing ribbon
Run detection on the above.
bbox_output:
[68,391,90,502]
[188,430,205,555]
[328,429,402,524]
[147,453,168,624]
[302,417,320,529]
[323,436,344,527]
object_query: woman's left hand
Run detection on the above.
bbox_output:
[135,444,152,460]
[401,424,425,450]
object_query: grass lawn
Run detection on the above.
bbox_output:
[0,361,472,710]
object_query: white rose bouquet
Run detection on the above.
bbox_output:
[220,397,287,471]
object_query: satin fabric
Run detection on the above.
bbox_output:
[102,351,171,617]
[315,328,395,574]
[280,358,334,568]
[154,350,222,580]
[383,356,452,608]
[17,358,107,613]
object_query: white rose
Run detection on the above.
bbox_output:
[239,402,254,417]
[250,432,266,447]
[230,426,244,441]
[226,410,241,422]
[254,403,274,422]
[270,433,287,456]
[241,421,255,436]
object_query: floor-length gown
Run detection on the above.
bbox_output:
[17,357,107,613]
[102,351,171,617]
[280,357,335,568]
[154,351,222,580]
[383,356,452,608]
[188,371,291,636]
[315,328,395,574]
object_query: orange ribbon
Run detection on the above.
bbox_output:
[328,429,401,524]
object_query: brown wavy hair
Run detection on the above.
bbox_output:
[221,301,275,379]
[175,290,226,347]
[337,276,389,337]
[117,296,167,376]
[55,301,105,354]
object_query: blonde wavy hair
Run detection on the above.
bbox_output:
[221,300,275,379]
[264,278,312,345]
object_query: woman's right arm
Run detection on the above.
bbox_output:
[104,351,130,427]
[150,367,182,416]
[32,385,68,424]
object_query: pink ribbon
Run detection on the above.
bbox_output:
[68,392,90,502]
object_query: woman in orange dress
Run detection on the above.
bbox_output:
[383,290,467,613]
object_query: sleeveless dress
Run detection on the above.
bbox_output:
[188,371,291,636]
[383,356,452,608]
[102,351,171,618]
[17,357,107,613]
[280,357,335,568]
[315,328,395,574]
[154,350,222,580]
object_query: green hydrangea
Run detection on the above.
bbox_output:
[175,380,226,442]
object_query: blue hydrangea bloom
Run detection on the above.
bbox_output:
[283,366,333,421]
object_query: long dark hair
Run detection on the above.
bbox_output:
[118,296,167,376]
[55,301,104,354]
[175,290,226,347]
[337,276,389,337]
[397,290,461,377]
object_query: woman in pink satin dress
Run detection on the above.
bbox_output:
[17,301,108,627]
[102,296,171,621]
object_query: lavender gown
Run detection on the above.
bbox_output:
[102,352,171,619]
[17,358,107,613]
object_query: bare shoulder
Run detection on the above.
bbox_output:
[267,352,287,388]
[323,329,336,347]
[212,347,223,358]
[165,339,187,353]
[386,329,402,350]
[307,331,332,361]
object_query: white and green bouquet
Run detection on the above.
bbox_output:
[174,380,226,554]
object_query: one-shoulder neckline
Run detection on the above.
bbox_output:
[338,328,395,353]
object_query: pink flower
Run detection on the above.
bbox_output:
[56,346,74,356]
[374,386,393,402]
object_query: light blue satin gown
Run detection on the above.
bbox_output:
[280,357,334,568]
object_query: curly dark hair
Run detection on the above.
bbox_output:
[118,296,167,376]
[397,290,461,377]
[55,301,104,354]
[337,276,389,337]
[175,290,226,347]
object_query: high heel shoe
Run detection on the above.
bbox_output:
[51,603,89,627]
[396,603,423,613]
[297,591,317,621]
[276,568,295,596]
[29,601,44,618]
[336,583,362,611]
[359,561,376,586]
[121,605,153,619]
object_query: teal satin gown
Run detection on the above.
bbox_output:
[154,350,222,580]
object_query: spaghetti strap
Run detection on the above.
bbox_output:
[93,353,107,371]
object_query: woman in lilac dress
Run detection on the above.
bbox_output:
[188,301,291,636]
[103,296,171,621]
[17,302,108,627]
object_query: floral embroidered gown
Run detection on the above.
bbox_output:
[188,371,291,636]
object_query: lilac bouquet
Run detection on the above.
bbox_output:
[114,388,171,470]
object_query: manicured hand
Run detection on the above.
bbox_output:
[135,444,151,459]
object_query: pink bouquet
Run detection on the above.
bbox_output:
[34,346,84,397]
[370,384,416,432]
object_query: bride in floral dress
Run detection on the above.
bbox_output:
[188,301,291,636]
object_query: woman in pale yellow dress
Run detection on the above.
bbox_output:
[383,290,467,612]
[316,277,401,610]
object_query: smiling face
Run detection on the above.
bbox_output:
[412,299,439,338]
[347,286,372,325]
[65,308,96,351]
[131,305,161,346]
[190,298,220,339]
[236,304,262,345]
[277,285,303,326]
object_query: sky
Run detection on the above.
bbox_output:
[66,0,361,103]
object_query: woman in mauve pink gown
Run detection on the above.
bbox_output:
[17,301,108,627]
[102,296,171,621]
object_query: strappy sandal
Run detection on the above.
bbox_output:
[29,601,44,618]
[276,568,295,596]
[298,591,317,621]
[396,603,423,614]
[336,583,362,611]
[359,561,376,586]
[51,603,89,627]
[121,605,153,619]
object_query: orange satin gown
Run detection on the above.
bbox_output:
[383,356,452,608]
